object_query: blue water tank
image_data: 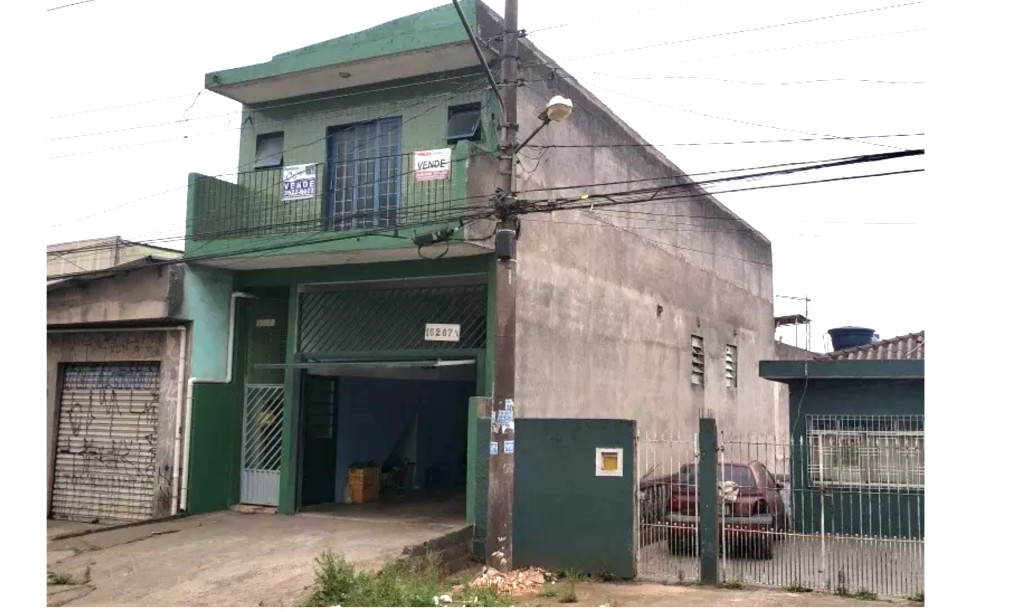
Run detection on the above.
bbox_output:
[828,326,876,351]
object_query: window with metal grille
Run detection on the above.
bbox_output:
[445,103,482,143]
[327,117,402,230]
[807,415,924,489]
[254,132,284,169]
[690,335,705,386]
[725,344,737,388]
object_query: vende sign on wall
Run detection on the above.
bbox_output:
[414,148,451,182]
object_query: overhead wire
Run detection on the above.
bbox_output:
[47,77,491,229]
[553,2,925,62]
[521,133,924,150]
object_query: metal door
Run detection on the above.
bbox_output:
[240,384,285,506]
[51,362,160,523]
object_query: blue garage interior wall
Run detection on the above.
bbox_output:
[334,377,474,499]
[512,419,636,577]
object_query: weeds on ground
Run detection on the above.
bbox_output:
[786,584,813,593]
[909,592,924,603]
[851,589,877,601]
[720,581,745,590]
[304,550,512,607]
[48,572,75,586]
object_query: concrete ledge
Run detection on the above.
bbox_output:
[398,525,474,573]
[230,505,278,515]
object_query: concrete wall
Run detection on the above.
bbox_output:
[46,329,186,519]
[484,39,778,448]
[47,264,185,326]
[182,264,234,379]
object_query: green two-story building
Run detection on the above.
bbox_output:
[179,0,783,559]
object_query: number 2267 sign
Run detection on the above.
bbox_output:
[425,323,461,342]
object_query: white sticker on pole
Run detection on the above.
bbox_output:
[414,148,451,182]
[425,323,460,342]
[282,164,318,201]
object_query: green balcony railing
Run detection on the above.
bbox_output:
[188,150,464,244]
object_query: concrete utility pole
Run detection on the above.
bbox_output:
[488,0,520,572]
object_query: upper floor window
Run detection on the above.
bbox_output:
[327,117,402,230]
[254,132,284,169]
[445,103,482,143]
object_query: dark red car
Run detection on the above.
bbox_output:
[641,461,787,559]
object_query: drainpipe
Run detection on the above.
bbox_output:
[180,291,257,513]
[47,325,189,516]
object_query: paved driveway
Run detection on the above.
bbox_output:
[46,510,465,606]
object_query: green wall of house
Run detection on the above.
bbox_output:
[786,377,925,539]
[184,256,496,516]
[205,1,483,89]
[512,419,637,577]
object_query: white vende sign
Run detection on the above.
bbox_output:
[282,164,317,201]
[424,323,461,342]
[414,148,452,182]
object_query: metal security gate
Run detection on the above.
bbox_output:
[636,422,924,599]
[52,362,160,524]
[240,384,285,506]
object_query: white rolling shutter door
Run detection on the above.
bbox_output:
[51,362,160,523]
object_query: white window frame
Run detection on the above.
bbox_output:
[807,419,924,490]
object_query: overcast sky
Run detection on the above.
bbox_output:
[43,0,925,352]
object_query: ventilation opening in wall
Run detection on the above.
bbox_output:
[690,335,705,387]
[725,344,737,388]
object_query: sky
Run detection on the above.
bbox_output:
[43,0,926,352]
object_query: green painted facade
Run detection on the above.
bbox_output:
[512,419,637,578]
[180,0,508,545]
[760,361,925,539]
[205,1,482,90]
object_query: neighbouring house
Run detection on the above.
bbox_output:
[760,331,924,539]
[178,0,783,559]
[47,236,183,280]
[47,243,189,524]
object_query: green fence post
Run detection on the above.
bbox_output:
[698,418,719,585]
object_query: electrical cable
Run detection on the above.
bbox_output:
[521,133,924,150]
[47,0,97,11]
[48,78,490,229]
[553,2,924,62]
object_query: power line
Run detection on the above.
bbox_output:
[48,92,200,119]
[50,149,910,256]
[561,79,914,151]
[46,0,97,11]
[522,133,924,150]
[578,74,925,86]
[526,0,711,34]
[49,125,243,159]
[48,73,485,144]
[47,79,490,229]
[560,2,924,62]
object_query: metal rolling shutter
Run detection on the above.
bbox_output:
[51,362,160,524]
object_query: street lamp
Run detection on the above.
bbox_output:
[514,95,574,153]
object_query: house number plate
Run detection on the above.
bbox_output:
[424,323,461,342]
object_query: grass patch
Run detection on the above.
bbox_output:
[304,551,513,607]
[851,589,877,601]
[556,587,578,604]
[909,592,924,603]
[720,581,745,590]
[48,572,75,586]
[786,584,813,593]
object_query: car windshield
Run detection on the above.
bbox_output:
[676,465,757,489]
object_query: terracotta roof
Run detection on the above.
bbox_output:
[818,331,924,361]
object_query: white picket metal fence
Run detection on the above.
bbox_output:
[240,384,285,506]
[636,419,924,599]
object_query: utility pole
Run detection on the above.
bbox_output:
[488,0,520,572]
